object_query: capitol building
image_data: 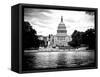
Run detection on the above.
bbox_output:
[48,16,72,47]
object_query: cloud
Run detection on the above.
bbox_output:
[30,20,53,29]
[78,12,94,23]
[65,19,76,23]
[24,8,52,21]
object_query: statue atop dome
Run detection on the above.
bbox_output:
[61,16,63,22]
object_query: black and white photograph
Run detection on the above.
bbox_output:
[22,7,97,71]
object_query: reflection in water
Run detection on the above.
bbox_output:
[24,51,94,69]
[34,52,58,68]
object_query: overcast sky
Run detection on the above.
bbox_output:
[24,8,94,36]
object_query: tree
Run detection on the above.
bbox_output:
[68,30,83,48]
[82,29,95,50]
[23,21,40,49]
[68,28,96,50]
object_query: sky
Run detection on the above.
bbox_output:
[24,8,95,36]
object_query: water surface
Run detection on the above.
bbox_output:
[23,50,94,70]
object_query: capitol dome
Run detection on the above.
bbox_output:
[51,16,72,47]
[57,16,67,33]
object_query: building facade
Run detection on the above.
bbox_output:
[38,16,72,48]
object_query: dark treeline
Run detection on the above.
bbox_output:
[23,21,48,50]
[23,21,40,50]
[68,29,96,50]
